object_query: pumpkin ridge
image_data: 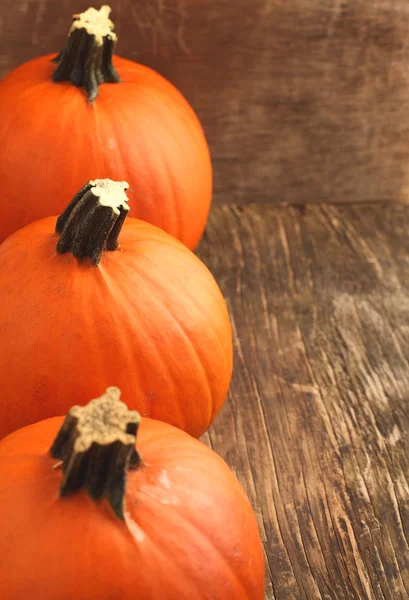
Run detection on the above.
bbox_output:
[147,95,208,246]
[108,84,208,246]
[154,122,183,243]
[122,112,180,238]
[150,260,233,421]
[129,502,209,598]
[181,280,233,419]
[123,270,189,430]
[116,247,232,430]
[154,497,253,597]
[138,91,197,245]
[132,266,215,432]
[95,261,161,420]
[123,504,205,599]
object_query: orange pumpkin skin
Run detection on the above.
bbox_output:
[0,54,211,249]
[0,217,232,439]
[0,415,265,600]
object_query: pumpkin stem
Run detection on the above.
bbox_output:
[56,179,130,266]
[50,387,141,520]
[52,5,120,103]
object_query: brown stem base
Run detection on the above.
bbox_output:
[50,387,141,519]
[56,179,130,265]
[52,6,120,102]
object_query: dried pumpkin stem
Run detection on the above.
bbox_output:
[56,178,130,265]
[52,5,120,102]
[50,387,141,520]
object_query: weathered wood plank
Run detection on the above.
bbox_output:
[2,1,409,205]
[198,203,409,599]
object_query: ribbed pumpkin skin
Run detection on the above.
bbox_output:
[0,217,232,439]
[0,55,212,249]
[0,415,265,600]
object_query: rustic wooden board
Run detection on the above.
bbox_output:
[198,203,409,599]
[2,0,409,205]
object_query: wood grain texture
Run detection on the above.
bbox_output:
[198,203,409,599]
[2,0,409,205]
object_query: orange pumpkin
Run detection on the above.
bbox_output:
[0,6,211,249]
[0,387,265,599]
[0,179,232,439]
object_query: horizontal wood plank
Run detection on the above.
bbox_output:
[2,0,409,205]
[198,203,409,599]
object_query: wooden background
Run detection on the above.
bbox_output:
[2,2,409,599]
[2,0,409,205]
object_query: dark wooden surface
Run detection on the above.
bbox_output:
[2,0,409,205]
[198,203,409,600]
